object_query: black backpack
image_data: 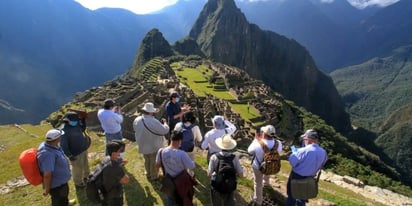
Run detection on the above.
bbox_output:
[86,158,111,202]
[211,153,237,193]
[179,124,195,152]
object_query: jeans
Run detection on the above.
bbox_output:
[286,171,308,206]
[105,131,123,155]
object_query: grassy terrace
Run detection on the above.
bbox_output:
[171,62,263,125]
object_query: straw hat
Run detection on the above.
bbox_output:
[215,134,237,150]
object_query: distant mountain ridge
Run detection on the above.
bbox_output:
[1,0,412,127]
[331,44,412,186]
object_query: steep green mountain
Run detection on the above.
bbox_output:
[331,45,412,131]
[188,0,350,133]
[331,45,412,186]
[42,26,412,196]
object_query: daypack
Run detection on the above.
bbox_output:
[211,153,237,193]
[180,124,195,152]
[258,140,281,175]
[86,158,111,202]
[19,148,42,186]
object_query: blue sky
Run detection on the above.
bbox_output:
[74,0,400,14]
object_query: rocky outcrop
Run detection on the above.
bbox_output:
[189,0,351,133]
[131,28,173,73]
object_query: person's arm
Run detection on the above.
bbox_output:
[182,152,195,170]
[60,133,74,160]
[224,120,236,134]
[155,149,162,169]
[193,126,203,142]
[276,140,283,153]
[150,118,169,135]
[200,134,209,150]
[42,172,52,196]
[234,156,244,178]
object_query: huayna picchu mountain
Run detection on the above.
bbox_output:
[188,0,351,133]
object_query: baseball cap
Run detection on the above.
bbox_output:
[260,125,277,137]
[301,129,319,139]
[45,129,65,141]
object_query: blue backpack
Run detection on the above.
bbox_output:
[180,124,195,152]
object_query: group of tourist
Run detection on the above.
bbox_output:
[36,92,327,206]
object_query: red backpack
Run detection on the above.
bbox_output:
[19,148,43,186]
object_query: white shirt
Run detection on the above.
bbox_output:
[201,120,236,154]
[97,109,123,134]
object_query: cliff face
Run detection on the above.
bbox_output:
[189,0,350,133]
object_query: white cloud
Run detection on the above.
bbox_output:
[347,0,400,9]
[74,0,178,14]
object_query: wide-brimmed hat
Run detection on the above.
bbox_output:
[215,134,237,150]
[62,112,79,122]
[45,129,64,141]
[142,102,158,113]
[300,129,319,139]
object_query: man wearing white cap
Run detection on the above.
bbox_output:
[133,102,169,181]
[208,134,243,206]
[201,115,237,162]
[37,129,72,206]
[248,125,283,206]
[286,129,328,206]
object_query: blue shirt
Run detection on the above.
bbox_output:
[156,147,195,177]
[165,101,181,128]
[288,144,327,177]
[37,142,71,188]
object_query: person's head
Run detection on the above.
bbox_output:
[103,99,116,110]
[215,134,237,151]
[301,129,319,145]
[260,125,277,139]
[170,92,180,103]
[212,115,225,130]
[170,130,183,145]
[141,102,158,115]
[45,129,64,144]
[106,140,125,160]
[62,111,80,127]
[182,111,196,124]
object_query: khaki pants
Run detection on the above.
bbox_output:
[71,150,89,185]
[144,153,159,180]
[252,168,270,205]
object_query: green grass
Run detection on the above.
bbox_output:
[0,125,390,205]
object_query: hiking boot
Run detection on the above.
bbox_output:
[68,199,76,205]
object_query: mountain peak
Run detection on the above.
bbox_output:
[131,28,173,73]
[189,0,351,133]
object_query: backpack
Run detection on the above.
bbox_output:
[258,140,281,175]
[180,124,195,152]
[86,158,111,202]
[19,148,42,186]
[211,153,237,193]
